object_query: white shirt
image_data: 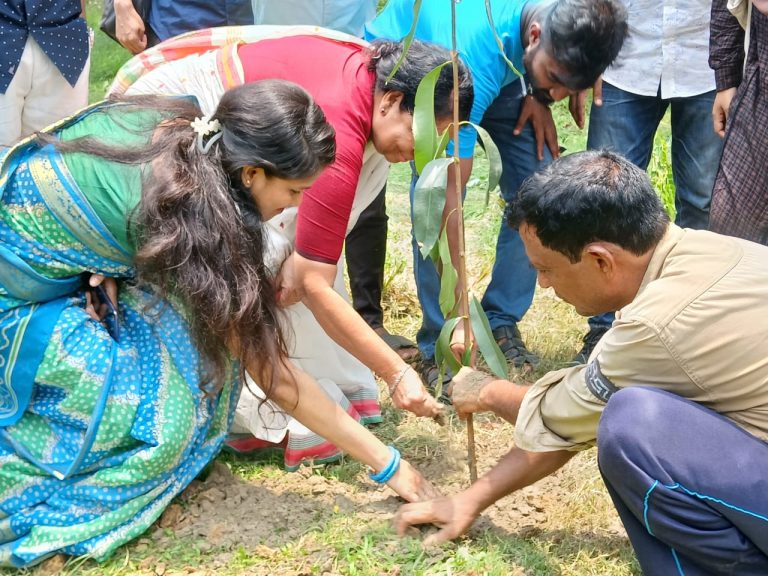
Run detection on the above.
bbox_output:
[603,0,716,98]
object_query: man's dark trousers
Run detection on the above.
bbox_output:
[598,386,768,575]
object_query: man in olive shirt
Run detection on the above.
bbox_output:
[395,151,768,574]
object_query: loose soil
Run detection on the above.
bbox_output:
[129,407,627,576]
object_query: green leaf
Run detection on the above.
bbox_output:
[485,0,523,78]
[454,119,500,203]
[470,122,502,205]
[435,316,463,376]
[413,157,452,258]
[427,234,441,263]
[438,224,457,317]
[385,0,424,83]
[434,126,452,160]
[413,61,451,174]
[469,294,508,379]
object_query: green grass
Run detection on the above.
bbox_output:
[85,0,132,102]
[4,7,683,574]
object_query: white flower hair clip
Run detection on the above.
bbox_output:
[191,116,223,154]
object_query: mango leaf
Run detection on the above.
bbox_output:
[434,126,452,160]
[426,234,441,263]
[438,224,457,317]
[469,122,502,205]
[414,61,451,174]
[386,0,424,82]
[434,316,463,378]
[469,294,508,379]
[413,157,452,258]
[485,0,523,78]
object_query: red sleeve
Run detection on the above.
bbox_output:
[294,97,371,263]
[238,37,375,265]
[294,59,374,264]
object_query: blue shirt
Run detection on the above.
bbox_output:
[365,0,538,157]
[0,0,89,93]
[149,0,254,41]
[251,0,376,37]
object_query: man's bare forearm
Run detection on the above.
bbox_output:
[478,378,530,423]
[464,447,574,513]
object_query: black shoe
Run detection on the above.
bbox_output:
[492,325,540,369]
[419,359,453,405]
[571,325,610,365]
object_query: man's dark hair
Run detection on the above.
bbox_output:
[508,150,670,262]
[542,0,629,90]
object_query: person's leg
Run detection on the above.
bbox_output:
[577,83,667,361]
[346,185,388,331]
[598,387,768,575]
[21,37,90,136]
[587,82,666,167]
[346,185,418,359]
[410,166,444,362]
[670,91,723,230]
[480,81,548,330]
[479,81,550,367]
[408,166,453,399]
[0,38,32,148]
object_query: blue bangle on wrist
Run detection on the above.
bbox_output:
[369,446,401,484]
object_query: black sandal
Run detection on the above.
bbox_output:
[375,327,420,363]
[419,360,453,405]
[492,325,540,368]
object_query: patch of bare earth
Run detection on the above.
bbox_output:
[138,398,626,575]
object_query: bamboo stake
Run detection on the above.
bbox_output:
[450,0,478,483]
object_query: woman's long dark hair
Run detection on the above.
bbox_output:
[41,80,336,396]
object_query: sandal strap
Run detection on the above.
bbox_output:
[492,325,540,367]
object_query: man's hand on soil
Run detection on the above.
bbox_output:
[394,495,480,546]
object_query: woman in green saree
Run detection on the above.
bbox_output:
[0,80,436,567]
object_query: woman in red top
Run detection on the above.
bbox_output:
[118,28,474,468]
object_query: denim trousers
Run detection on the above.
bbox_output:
[587,82,723,330]
[598,387,768,575]
[409,81,552,359]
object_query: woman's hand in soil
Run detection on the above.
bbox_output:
[393,494,480,545]
[388,366,445,420]
[386,459,440,502]
[450,367,495,419]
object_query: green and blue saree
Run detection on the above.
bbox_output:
[0,104,237,567]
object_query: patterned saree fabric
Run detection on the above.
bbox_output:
[109,24,367,96]
[0,105,237,567]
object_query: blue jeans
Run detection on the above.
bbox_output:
[587,82,723,330]
[410,81,551,360]
[598,388,768,575]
